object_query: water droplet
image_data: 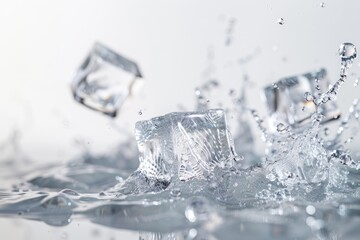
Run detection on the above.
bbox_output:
[60,189,79,196]
[267,173,276,182]
[306,205,316,215]
[345,137,353,144]
[304,92,314,101]
[138,110,143,115]
[272,83,279,89]
[115,176,123,182]
[278,18,284,25]
[339,43,357,63]
[234,155,244,162]
[98,192,106,197]
[323,127,330,136]
[320,2,325,8]
[354,78,359,87]
[276,123,288,133]
[185,198,209,223]
[311,113,323,123]
[41,194,73,210]
[195,88,201,96]
[170,188,181,197]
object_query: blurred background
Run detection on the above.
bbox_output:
[1,0,360,239]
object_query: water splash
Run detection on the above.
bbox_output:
[2,44,360,239]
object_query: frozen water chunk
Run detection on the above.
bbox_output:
[71,42,142,117]
[137,109,233,181]
[174,111,233,181]
[263,68,340,132]
[114,109,234,194]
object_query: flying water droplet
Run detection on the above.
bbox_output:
[278,18,284,25]
[304,92,314,101]
[316,44,357,105]
[339,43,357,63]
[320,2,325,8]
[354,78,359,87]
[138,110,143,115]
[195,88,201,96]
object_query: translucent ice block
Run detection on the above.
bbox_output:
[71,42,142,117]
[115,109,234,194]
[263,68,340,131]
[136,109,233,181]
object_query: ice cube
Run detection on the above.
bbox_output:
[114,109,234,194]
[71,42,142,117]
[172,109,232,181]
[263,68,340,132]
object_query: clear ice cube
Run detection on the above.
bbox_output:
[71,42,142,117]
[114,109,234,194]
[172,110,232,181]
[137,109,233,181]
[263,68,340,132]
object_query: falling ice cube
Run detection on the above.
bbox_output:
[113,109,234,194]
[71,42,142,117]
[263,68,340,132]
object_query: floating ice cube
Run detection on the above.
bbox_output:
[263,68,340,132]
[71,42,142,117]
[114,109,234,194]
